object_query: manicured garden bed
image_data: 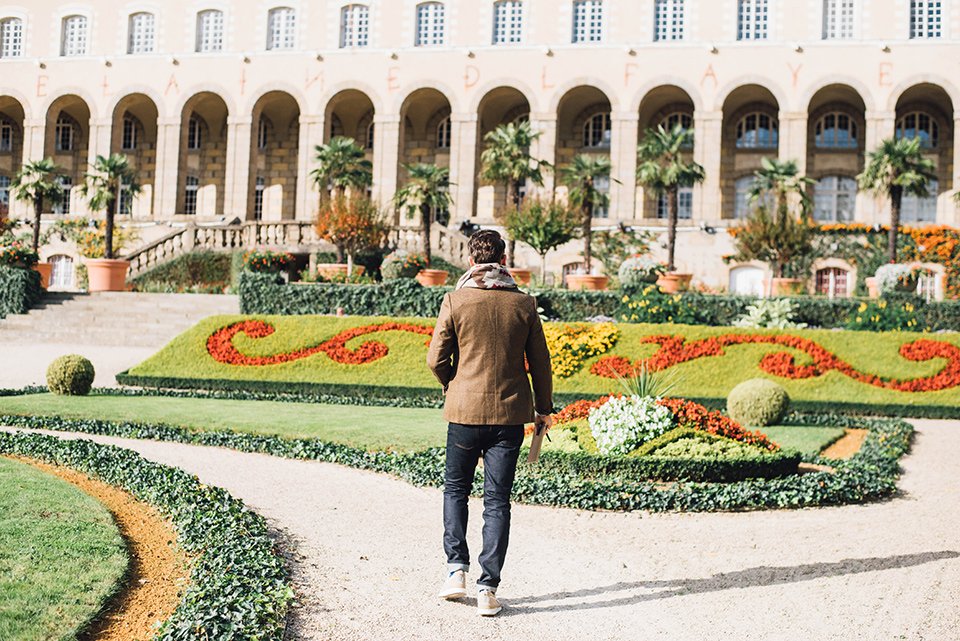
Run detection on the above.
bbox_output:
[120,314,960,418]
[0,456,127,641]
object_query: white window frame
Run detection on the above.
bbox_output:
[184,175,199,215]
[813,175,857,222]
[436,116,451,149]
[896,111,939,149]
[910,0,943,39]
[0,120,13,152]
[257,117,268,149]
[121,116,138,150]
[657,187,694,220]
[734,176,775,218]
[901,178,938,223]
[737,0,768,41]
[572,0,603,44]
[493,0,523,45]
[814,111,858,149]
[127,12,155,54]
[654,0,685,42]
[822,0,855,40]
[0,17,24,58]
[735,111,779,149]
[53,176,72,215]
[55,116,75,152]
[583,112,611,149]
[267,7,296,50]
[0,175,10,209]
[592,175,610,219]
[415,2,445,47]
[340,4,370,48]
[50,254,75,289]
[187,116,203,150]
[196,9,225,53]
[254,176,265,220]
[61,15,89,56]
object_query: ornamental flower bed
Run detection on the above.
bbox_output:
[0,243,39,268]
[243,249,295,273]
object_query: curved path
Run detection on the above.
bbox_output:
[10,421,960,641]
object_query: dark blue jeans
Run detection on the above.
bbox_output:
[443,422,524,590]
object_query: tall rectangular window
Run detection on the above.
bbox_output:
[654,0,684,41]
[187,116,202,150]
[184,176,199,215]
[340,4,370,48]
[823,0,855,39]
[572,0,603,43]
[127,12,155,54]
[0,18,24,58]
[55,117,74,152]
[61,15,88,56]
[493,1,523,44]
[254,177,265,220]
[737,0,768,40]
[0,121,13,152]
[415,2,445,46]
[0,175,10,210]
[54,177,72,215]
[122,117,138,150]
[267,7,296,50]
[910,0,942,38]
[196,10,224,52]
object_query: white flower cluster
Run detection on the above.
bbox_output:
[588,394,675,456]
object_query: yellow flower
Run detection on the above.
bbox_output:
[858,303,868,312]
[621,295,629,303]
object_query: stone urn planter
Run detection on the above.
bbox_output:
[416,269,449,287]
[508,268,533,286]
[768,277,806,296]
[85,258,130,292]
[566,274,609,291]
[656,272,693,294]
[865,277,880,299]
[33,262,52,289]
[316,264,365,280]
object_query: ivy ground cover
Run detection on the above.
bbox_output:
[122,315,960,416]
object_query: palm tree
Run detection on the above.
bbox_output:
[11,158,65,253]
[479,121,550,266]
[393,163,453,264]
[858,137,937,262]
[636,124,705,271]
[80,154,142,259]
[561,154,613,275]
[748,157,814,218]
[310,136,373,204]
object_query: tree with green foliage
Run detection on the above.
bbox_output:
[592,227,655,280]
[636,124,705,271]
[80,154,142,259]
[858,137,937,262]
[504,199,580,284]
[479,121,550,266]
[393,163,453,264]
[11,158,65,253]
[731,205,816,279]
[561,154,614,274]
[315,196,390,274]
[311,136,373,205]
[748,157,814,218]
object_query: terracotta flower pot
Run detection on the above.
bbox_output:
[768,277,806,296]
[416,269,449,287]
[566,274,609,291]
[656,272,693,294]
[85,258,130,292]
[865,277,880,299]
[33,262,53,289]
[508,268,533,286]
[316,263,365,279]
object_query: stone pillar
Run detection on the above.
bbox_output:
[609,112,639,221]
[694,110,723,222]
[153,117,181,218]
[778,111,808,172]
[87,117,113,166]
[950,116,960,225]
[224,116,253,220]
[861,110,896,224]
[296,114,324,221]
[449,113,478,221]
[529,113,557,195]
[371,115,401,207]
[15,119,46,217]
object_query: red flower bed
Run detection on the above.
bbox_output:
[590,333,960,393]
[207,320,434,367]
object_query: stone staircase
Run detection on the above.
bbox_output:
[0,292,240,348]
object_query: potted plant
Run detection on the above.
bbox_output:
[393,163,453,286]
[619,256,667,289]
[382,251,429,281]
[0,243,40,269]
[11,158,66,289]
[243,249,295,276]
[561,154,615,290]
[80,154,142,292]
[874,263,923,296]
[315,196,390,277]
[504,198,580,286]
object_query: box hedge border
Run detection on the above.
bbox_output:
[0,402,913,512]
[0,265,42,319]
[0,430,292,641]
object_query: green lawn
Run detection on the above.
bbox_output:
[757,425,847,456]
[0,457,128,641]
[0,393,445,452]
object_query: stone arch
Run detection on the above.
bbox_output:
[111,93,160,218]
[714,76,789,114]
[547,78,619,114]
[171,83,237,119]
[475,86,534,219]
[394,80,462,115]
[630,77,703,114]
[886,75,960,113]
[466,79,538,114]
[177,91,230,217]
[248,90,301,221]
[44,94,92,215]
[636,85,698,220]
[800,76,876,113]
[318,81,384,116]
[720,84,781,219]
[242,82,309,118]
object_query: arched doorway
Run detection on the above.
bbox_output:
[555,85,613,218]
[806,85,866,224]
[111,93,159,218]
[44,94,91,216]
[637,85,697,220]
[248,91,300,221]
[894,84,954,224]
[721,85,780,219]
[0,96,25,219]
[177,92,229,217]
[398,88,452,226]
[475,86,531,220]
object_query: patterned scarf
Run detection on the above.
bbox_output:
[455,263,519,291]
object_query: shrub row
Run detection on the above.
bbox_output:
[0,430,292,641]
[0,265,42,319]
[0,407,912,512]
[129,250,238,294]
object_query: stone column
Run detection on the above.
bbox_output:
[296,114,324,222]
[448,113,478,221]
[15,119,46,217]
[694,110,723,221]
[609,112,639,221]
[371,115,401,207]
[87,117,113,165]
[951,116,960,226]
[861,110,896,224]
[778,111,808,172]
[224,116,253,220]
[153,117,181,218]
[528,113,557,196]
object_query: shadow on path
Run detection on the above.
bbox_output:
[504,550,959,614]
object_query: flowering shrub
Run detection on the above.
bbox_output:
[618,256,665,289]
[0,244,39,268]
[874,263,924,295]
[846,299,923,332]
[243,250,295,273]
[542,322,619,377]
[733,299,807,329]
[381,251,429,280]
[51,219,137,258]
[587,394,675,456]
[618,285,700,324]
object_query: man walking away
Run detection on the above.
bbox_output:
[427,230,554,617]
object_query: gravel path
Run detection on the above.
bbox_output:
[0,342,152,389]
[9,421,959,641]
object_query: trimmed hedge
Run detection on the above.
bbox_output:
[0,430,292,640]
[129,250,237,294]
[0,265,42,319]
[0,405,912,512]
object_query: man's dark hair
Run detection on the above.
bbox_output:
[468,229,506,264]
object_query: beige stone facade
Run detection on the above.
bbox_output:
[1,0,959,289]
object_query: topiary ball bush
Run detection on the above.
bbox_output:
[46,355,95,396]
[727,378,790,427]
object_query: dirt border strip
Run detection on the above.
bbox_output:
[9,457,190,641]
[821,428,869,460]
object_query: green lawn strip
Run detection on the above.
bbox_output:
[0,457,127,641]
[0,393,445,452]
[757,425,847,457]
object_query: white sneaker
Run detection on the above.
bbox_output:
[477,589,502,616]
[438,570,467,600]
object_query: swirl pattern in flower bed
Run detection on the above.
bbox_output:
[591,334,960,393]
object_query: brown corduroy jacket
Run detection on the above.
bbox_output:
[426,287,553,426]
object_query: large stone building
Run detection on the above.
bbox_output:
[1,0,958,291]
